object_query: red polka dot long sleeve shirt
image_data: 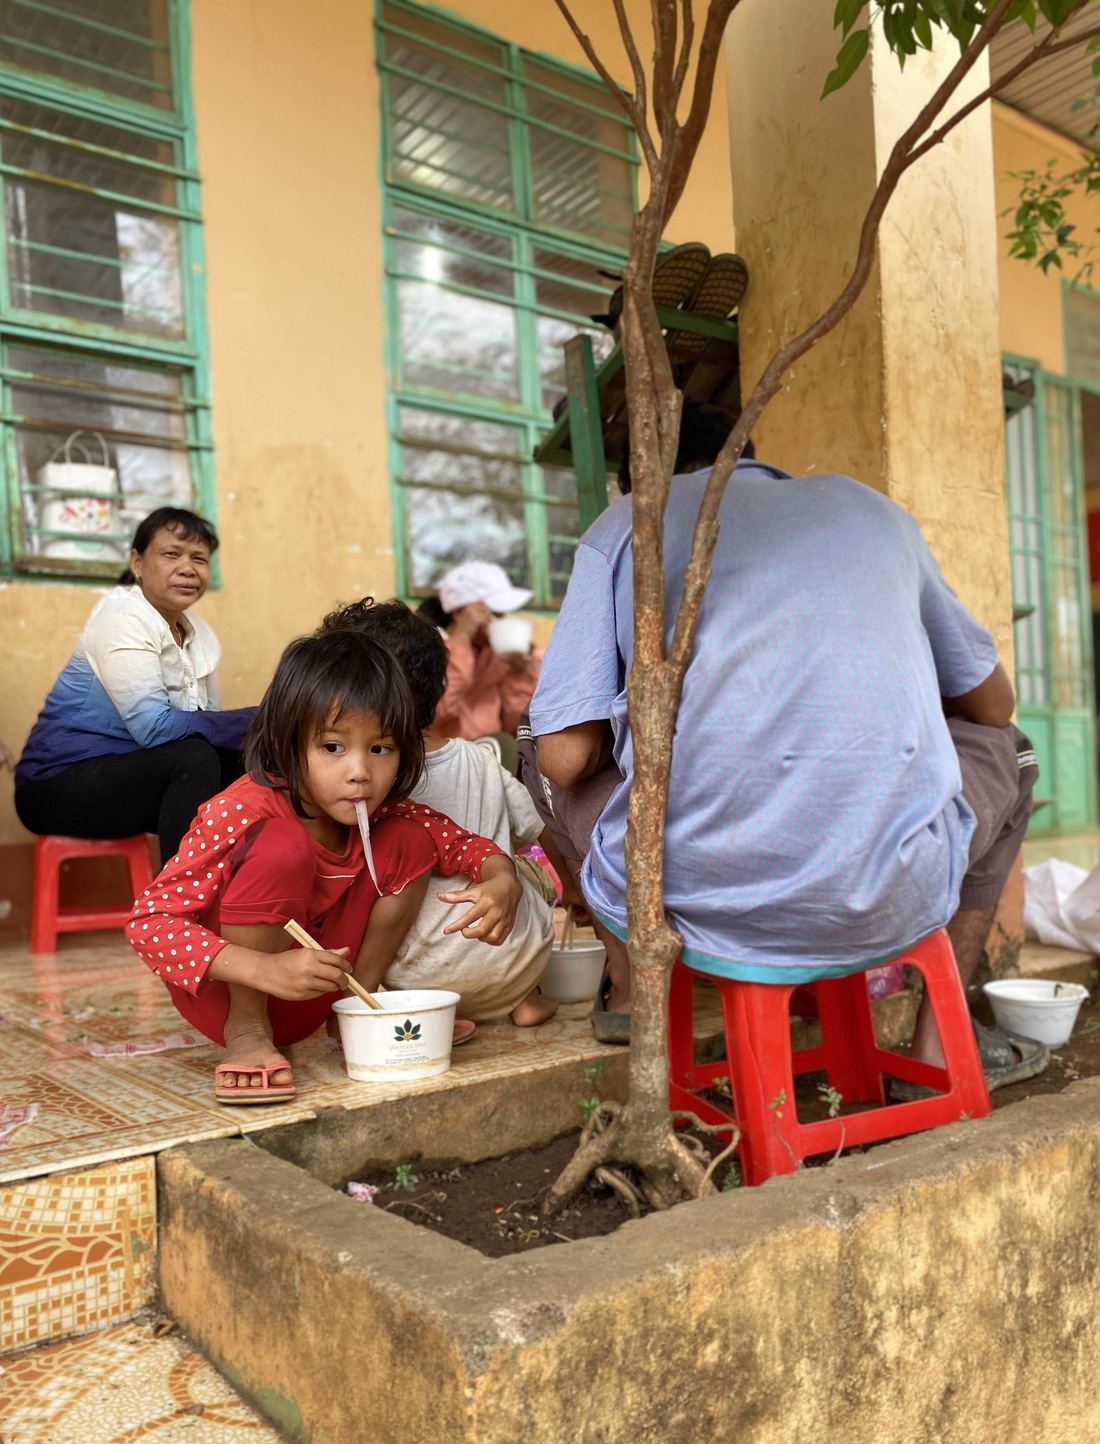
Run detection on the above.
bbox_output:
[126,774,505,994]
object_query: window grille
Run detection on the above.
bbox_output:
[0,0,212,581]
[377,0,636,606]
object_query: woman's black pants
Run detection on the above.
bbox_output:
[15,738,244,866]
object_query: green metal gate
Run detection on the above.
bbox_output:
[1005,360,1097,835]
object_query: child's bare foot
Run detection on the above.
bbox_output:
[218,1022,294,1091]
[509,989,558,1027]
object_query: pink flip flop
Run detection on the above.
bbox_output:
[452,1020,476,1047]
[214,1058,297,1105]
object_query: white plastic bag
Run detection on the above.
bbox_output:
[1024,858,1095,951]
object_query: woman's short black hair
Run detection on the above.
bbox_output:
[119,507,219,585]
[319,597,448,732]
[617,400,754,494]
[245,631,424,817]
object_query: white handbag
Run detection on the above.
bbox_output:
[36,430,123,562]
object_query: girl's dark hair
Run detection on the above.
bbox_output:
[319,597,448,731]
[245,631,424,817]
[119,507,219,585]
[416,594,453,630]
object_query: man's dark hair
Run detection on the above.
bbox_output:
[319,597,448,732]
[416,594,453,631]
[245,630,424,817]
[119,507,219,586]
[617,400,754,494]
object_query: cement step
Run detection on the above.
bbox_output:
[1018,941,1098,990]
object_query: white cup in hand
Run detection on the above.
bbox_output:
[488,617,533,656]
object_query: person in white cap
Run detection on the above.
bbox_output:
[417,562,541,755]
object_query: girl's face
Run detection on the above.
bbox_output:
[301,707,400,826]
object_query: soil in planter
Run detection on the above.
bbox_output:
[349,1132,679,1258]
[345,986,1100,1258]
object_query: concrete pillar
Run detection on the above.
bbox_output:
[725,1,1012,656]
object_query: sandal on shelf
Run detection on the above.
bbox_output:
[667,252,749,357]
[591,974,631,1046]
[592,242,712,330]
[889,1018,1049,1102]
[452,1020,476,1047]
[214,1059,296,1105]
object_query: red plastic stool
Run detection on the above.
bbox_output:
[668,929,991,1185]
[31,835,153,955]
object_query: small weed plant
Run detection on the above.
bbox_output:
[393,1163,420,1193]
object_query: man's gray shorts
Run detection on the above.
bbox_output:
[519,715,1037,912]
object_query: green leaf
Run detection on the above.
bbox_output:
[833,0,866,37]
[823,27,870,96]
[913,9,934,47]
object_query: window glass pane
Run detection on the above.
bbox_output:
[392,206,513,298]
[382,2,512,214]
[9,343,193,569]
[399,408,529,593]
[2,97,184,336]
[404,485,529,593]
[0,0,174,110]
[542,465,580,601]
[524,59,634,247]
[395,215,519,402]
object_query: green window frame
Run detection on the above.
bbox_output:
[0,0,214,584]
[1004,351,1097,835]
[376,0,637,608]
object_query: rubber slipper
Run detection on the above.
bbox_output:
[214,1058,296,1105]
[591,974,631,1045]
[452,1020,476,1047]
[890,1019,1049,1101]
[591,243,712,330]
[667,252,749,357]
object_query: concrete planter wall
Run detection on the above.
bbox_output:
[159,1076,1100,1444]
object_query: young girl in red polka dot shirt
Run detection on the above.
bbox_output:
[126,631,521,1103]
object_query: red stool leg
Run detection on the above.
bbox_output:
[909,930,991,1119]
[815,972,886,1105]
[121,834,154,900]
[30,836,62,955]
[725,981,802,1184]
[667,959,696,1089]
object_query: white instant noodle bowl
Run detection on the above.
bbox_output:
[333,991,461,1080]
[339,801,458,1080]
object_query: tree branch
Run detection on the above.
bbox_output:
[907,0,1095,170]
[611,0,650,140]
[664,0,740,224]
[553,0,658,169]
[651,0,679,133]
[671,0,695,109]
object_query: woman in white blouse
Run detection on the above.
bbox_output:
[15,508,255,865]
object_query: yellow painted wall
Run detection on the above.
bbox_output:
[993,99,1100,375]
[0,0,735,854]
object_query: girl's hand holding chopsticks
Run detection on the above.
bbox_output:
[209,941,353,1000]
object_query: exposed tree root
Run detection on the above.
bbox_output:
[543,1100,741,1217]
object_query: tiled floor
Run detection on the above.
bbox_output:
[0,934,672,1186]
[0,1314,284,1442]
[0,1156,155,1353]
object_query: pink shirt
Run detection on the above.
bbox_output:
[432,635,541,740]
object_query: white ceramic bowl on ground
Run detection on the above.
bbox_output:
[333,989,461,1081]
[982,978,1089,1048]
[487,616,533,656]
[541,940,607,1004]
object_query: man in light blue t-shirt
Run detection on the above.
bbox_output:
[530,419,1042,1094]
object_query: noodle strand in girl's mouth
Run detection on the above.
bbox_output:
[355,799,380,892]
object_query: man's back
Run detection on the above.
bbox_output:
[531,463,1000,981]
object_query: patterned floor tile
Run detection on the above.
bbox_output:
[0,1156,155,1354]
[0,1316,283,1442]
[0,938,724,1184]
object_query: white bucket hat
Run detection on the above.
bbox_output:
[438,561,532,615]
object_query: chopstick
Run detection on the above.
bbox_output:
[283,919,384,1010]
[562,912,576,951]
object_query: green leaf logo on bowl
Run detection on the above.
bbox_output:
[394,1018,421,1042]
